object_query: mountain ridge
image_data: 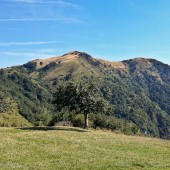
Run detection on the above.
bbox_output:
[24,51,165,70]
[0,51,170,138]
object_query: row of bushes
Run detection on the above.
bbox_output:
[50,111,139,135]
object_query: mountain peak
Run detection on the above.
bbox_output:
[62,51,92,59]
[62,51,82,56]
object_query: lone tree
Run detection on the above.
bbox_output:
[53,82,110,128]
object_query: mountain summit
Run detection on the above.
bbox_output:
[0,51,170,139]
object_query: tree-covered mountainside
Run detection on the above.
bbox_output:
[0,51,170,138]
[0,91,32,127]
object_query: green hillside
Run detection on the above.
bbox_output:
[0,91,32,127]
[0,51,170,138]
[0,127,169,170]
[0,112,32,127]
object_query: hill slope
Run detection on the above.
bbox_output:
[0,127,170,170]
[0,51,170,138]
[0,91,32,127]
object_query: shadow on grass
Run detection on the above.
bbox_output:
[18,126,88,132]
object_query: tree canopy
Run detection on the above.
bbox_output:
[53,82,111,128]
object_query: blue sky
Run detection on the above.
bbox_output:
[1,0,170,68]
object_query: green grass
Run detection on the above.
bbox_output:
[0,127,170,170]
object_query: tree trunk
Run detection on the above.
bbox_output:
[84,113,89,129]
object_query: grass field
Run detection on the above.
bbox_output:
[0,127,170,170]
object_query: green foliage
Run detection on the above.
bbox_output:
[0,112,32,127]
[72,114,85,127]
[90,114,139,135]
[50,108,75,126]
[0,91,32,127]
[23,61,37,72]
[41,62,57,72]
[53,82,111,128]
[0,91,11,113]
[34,112,53,126]
[53,82,110,115]
[0,69,53,125]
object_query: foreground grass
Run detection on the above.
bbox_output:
[0,127,169,170]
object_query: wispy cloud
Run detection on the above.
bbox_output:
[0,48,60,61]
[6,0,81,8]
[0,51,55,67]
[0,41,58,46]
[1,0,83,24]
[0,18,84,24]
[0,49,60,68]
[8,0,38,3]
[1,51,54,59]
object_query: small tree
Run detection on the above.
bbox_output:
[53,82,110,129]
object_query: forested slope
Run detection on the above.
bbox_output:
[0,51,170,138]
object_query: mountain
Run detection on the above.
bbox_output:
[0,51,170,139]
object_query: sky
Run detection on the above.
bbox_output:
[1,0,170,68]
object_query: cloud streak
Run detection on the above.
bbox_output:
[0,46,61,56]
[9,0,38,2]
[0,18,83,24]
[0,41,57,46]
[0,0,83,24]
[0,16,84,24]
[0,48,60,61]
[6,0,81,8]
[1,51,55,59]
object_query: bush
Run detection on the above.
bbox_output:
[50,109,75,126]
[90,114,139,135]
[50,110,140,135]
[72,114,84,127]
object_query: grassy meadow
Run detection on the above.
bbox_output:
[0,127,170,170]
